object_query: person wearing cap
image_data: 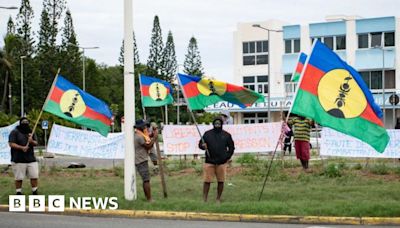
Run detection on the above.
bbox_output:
[134,119,158,202]
[220,110,233,125]
[8,117,39,195]
[198,117,235,203]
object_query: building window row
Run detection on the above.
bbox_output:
[311,35,346,50]
[358,32,395,48]
[284,39,300,54]
[243,75,268,94]
[284,74,297,93]
[243,112,268,124]
[359,70,395,90]
[242,41,268,65]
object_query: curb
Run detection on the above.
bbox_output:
[1,205,400,225]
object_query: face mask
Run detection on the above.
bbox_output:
[18,123,31,134]
[213,121,222,132]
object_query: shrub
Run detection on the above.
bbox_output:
[324,163,342,178]
[353,163,363,170]
[370,163,389,175]
[236,154,258,166]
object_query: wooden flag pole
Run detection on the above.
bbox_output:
[29,68,60,145]
[176,74,210,158]
[154,135,168,198]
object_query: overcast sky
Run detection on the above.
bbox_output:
[1,0,400,81]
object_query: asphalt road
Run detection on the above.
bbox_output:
[0,212,365,228]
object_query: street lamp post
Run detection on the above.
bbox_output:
[68,43,99,91]
[20,56,26,117]
[252,24,282,122]
[0,6,18,9]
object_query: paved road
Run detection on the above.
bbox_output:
[0,212,365,228]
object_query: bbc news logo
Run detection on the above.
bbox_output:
[9,195,118,212]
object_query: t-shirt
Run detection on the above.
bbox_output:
[8,129,37,163]
[134,132,149,165]
[288,118,313,142]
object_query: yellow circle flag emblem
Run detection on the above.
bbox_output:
[197,78,227,96]
[60,89,86,118]
[317,69,367,119]
[149,82,168,101]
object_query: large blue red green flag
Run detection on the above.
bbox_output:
[139,75,174,107]
[44,75,112,137]
[291,40,389,152]
[291,52,307,82]
[177,73,264,110]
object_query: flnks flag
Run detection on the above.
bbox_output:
[44,75,112,137]
[139,75,173,107]
[291,40,389,152]
[291,52,307,82]
[178,73,264,110]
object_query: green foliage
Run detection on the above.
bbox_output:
[183,36,204,77]
[146,15,164,78]
[0,113,19,127]
[370,163,389,175]
[113,166,124,177]
[161,31,177,83]
[353,163,363,170]
[236,154,258,166]
[195,112,219,124]
[119,31,140,66]
[323,163,343,178]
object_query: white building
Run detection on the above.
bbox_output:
[206,16,400,129]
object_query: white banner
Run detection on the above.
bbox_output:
[0,122,18,164]
[162,122,282,155]
[321,128,400,158]
[47,124,125,159]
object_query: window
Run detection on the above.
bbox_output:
[243,112,268,124]
[243,75,268,94]
[284,39,300,54]
[358,34,368,48]
[284,73,297,93]
[385,32,395,47]
[358,32,395,48]
[242,40,268,66]
[371,32,382,47]
[359,70,396,90]
[312,36,346,50]
[336,36,346,50]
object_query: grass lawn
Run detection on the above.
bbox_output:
[1,156,400,217]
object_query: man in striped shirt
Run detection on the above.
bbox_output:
[288,115,314,171]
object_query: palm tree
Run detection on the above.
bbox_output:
[0,48,12,113]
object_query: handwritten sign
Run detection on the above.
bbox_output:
[321,128,400,158]
[0,122,18,164]
[162,122,282,155]
[47,124,125,159]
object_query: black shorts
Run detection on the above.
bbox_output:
[136,161,150,182]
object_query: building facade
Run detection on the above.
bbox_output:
[206,16,400,128]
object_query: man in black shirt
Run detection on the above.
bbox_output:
[8,117,39,195]
[199,117,235,203]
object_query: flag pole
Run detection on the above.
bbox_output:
[30,68,61,140]
[176,74,210,157]
[138,75,147,120]
[259,44,315,200]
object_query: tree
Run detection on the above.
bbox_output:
[60,9,82,86]
[15,0,35,57]
[161,30,177,83]
[7,17,15,35]
[146,15,163,78]
[183,36,204,77]
[118,31,140,66]
[43,0,66,47]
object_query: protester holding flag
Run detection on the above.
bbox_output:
[198,117,235,203]
[134,119,159,202]
[8,117,39,195]
[288,115,314,171]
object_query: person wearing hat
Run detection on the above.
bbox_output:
[134,119,158,202]
[8,117,39,195]
[199,117,235,203]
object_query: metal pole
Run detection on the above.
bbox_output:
[267,30,271,122]
[165,105,168,124]
[8,83,12,115]
[20,57,24,117]
[177,84,180,125]
[382,48,386,126]
[83,49,86,91]
[123,0,136,201]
